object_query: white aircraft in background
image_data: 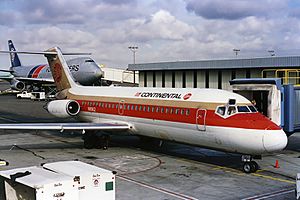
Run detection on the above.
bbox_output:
[0,40,104,90]
[0,47,288,173]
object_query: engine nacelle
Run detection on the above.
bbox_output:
[10,79,25,91]
[46,100,80,118]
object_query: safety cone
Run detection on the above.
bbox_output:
[274,160,280,168]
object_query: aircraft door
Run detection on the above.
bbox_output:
[118,100,125,115]
[196,109,207,131]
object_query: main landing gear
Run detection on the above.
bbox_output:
[242,155,260,173]
[83,132,110,149]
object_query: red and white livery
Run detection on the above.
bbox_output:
[0,47,288,173]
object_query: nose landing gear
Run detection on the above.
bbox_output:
[242,155,260,173]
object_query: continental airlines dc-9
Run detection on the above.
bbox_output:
[0,47,287,173]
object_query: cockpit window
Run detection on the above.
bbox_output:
[237,106,250,112]
[216,106,226,116]
[85,59,94,63]
[248,105,257,112]
[227,106,237,115]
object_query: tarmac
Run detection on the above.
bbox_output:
[0,81,299,200]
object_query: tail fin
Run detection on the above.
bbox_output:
[44,47,77,92]
[8,40,22,67]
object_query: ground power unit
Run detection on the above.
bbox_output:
[0,166,79,200]
[43,161,116,200]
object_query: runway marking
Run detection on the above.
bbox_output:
[241,188,295,200]
[212,166,295,184]
[117,175,199,200]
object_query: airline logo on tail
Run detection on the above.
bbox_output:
[53,63,62,83]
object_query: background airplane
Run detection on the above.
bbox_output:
[0,47,288,173]
[0,40,104,91]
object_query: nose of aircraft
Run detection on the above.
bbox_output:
[263,130,288,153]
[94,65,104,79]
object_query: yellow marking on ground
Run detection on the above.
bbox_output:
[251,173,295,184]
[213,166,295,184]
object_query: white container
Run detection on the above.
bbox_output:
[0,166,79,200]
[43,161,115,200]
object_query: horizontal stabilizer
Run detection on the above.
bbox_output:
[0,50,91,55]
[0,69,13,73]
[0,123,129,131]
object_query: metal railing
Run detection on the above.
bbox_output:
[261,69,300,85]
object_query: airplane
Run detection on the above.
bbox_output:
[0,40,104,91]
[0,47,288,173]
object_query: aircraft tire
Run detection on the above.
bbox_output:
[243,161,258,173]
[243,162,252,173]
[250,161,259,173]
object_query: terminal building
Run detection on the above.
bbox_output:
[128,56,300,134]
[128,56,300,90]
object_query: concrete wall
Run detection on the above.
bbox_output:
[156,71,162,87]
[147,71,153,87]
[197,71,206,88]
[186,71,194,88]
[165,71,172,88]
[222,70,231,90]
[209,70,218,89]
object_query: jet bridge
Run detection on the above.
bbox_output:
[230,78,300,134]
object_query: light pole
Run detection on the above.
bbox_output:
[233,49,240,57]
[128,46,138,84]
[268,50,275,57]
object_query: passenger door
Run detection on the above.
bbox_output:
[196,109,207,131]
[118,100,125,115]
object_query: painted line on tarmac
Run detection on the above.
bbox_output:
[241,188,294,200]
[251,172,295,184]
[117,175,199,200]
[213,166,294,184]
[0,116,17,123]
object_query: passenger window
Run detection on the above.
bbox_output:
[227,106,237,115]
[248,106,257,112]
[216,106,226,116]
[131,105,134,110]
[181,109,185,115]
[165,108,169,113]
[237,106,250,112]
[186,109,190,116]
[161,107,164,113]
[147,106,150,112]
[95,102,98,107]
[152,107,155,112]
[112,104,115,109]
[175,109,180,114]
[116,104,119,109]
[156,107,160,113]
[127,105,130,110]
[170,108,174,114]
[135,105,138,111]
[139,106,143,111]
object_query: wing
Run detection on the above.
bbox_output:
[0,122,130,132]
[16,77,54,83]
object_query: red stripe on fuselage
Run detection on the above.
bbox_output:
[77,100,280,130]
[32,65,46,78]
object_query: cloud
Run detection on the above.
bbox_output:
[0,0,139,25]
[129,10,196,42]
[185,0,287,20]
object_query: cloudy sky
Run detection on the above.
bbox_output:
[1,0,300,69]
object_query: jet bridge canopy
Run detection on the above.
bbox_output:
[230,78,300,134]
